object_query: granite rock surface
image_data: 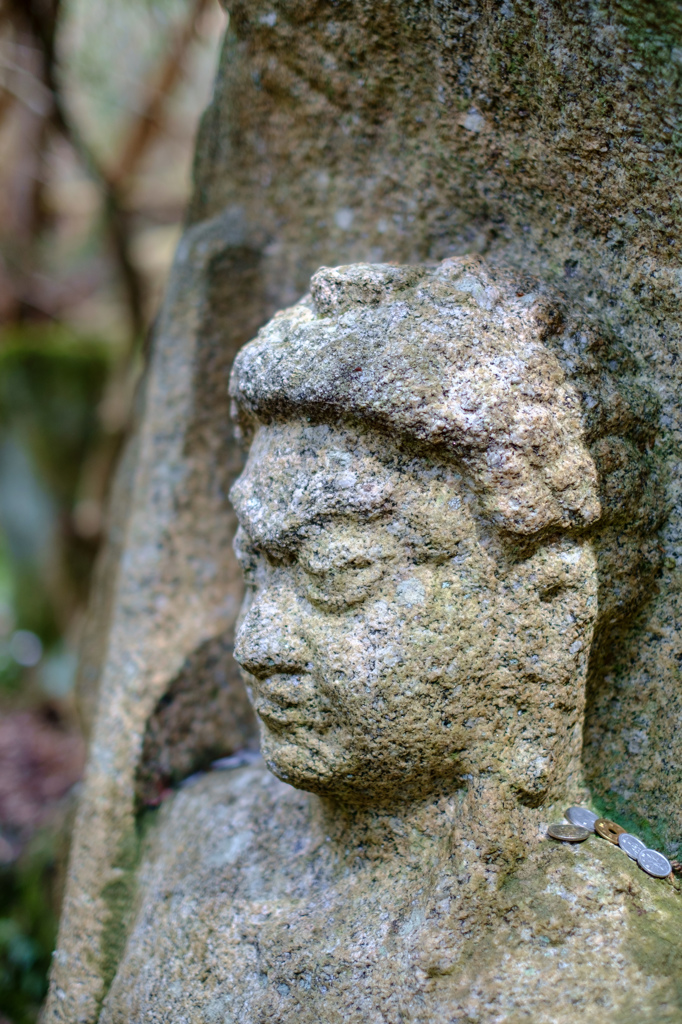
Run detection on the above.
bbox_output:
[101,764,682,1024]
[44,2,682,1020]
[99,259,679,1022]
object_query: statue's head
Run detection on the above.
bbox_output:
[229,258,662,806]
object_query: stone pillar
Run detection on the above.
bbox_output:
[45,3,682,1020]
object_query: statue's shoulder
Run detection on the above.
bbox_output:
[138,761,318,897]
[101,772,682,1024]
[101,765,325,1022]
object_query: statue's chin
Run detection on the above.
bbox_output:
[258,728,395,803]
[258,727,465,805]
[258,726,350,797]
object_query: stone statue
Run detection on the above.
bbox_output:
[92,258,681,1023]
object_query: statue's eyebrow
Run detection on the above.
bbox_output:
[236,528,294,567]
[233,461,393,555]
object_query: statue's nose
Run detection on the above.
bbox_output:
[234,588,309,677]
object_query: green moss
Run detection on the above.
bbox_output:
[591,792,678,856]
[97,828,142,1006]
[624,880,682,1020]
[0,325,112,647]
[95,807,166,1008]
[0,830,62,1024]
[610,0,682,64]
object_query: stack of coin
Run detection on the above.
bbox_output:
[545,806,675,883]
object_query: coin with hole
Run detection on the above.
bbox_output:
[637,848,672,879]
[547,823,590,842]
[565,806,599,832]
[618,833,646,860]
[594,818,626,844]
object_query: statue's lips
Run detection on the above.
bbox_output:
[255,701,298,729]
[251,673,321,731]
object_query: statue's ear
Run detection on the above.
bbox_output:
[513,540,598,679]
[496,540,598,806]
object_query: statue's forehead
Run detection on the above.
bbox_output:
[230,421,396,550]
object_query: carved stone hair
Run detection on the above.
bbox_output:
[230,257,664,632]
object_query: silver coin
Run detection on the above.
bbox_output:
[565,806,599,832]
[547,822,590,842]
[637,848,672,878]
[618,833,647,860]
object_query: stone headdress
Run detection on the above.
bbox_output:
[230,256,664,632]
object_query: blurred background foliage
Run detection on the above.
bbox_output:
[0,1,226,1020]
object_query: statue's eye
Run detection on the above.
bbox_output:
[303,552,373,575]
[296,525,397,611]
[301,558,385,612]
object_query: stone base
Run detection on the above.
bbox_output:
[100,764,682,1024]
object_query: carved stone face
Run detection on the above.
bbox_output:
[231,418,598,805]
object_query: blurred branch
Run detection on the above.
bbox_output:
[110,0,213,189]
[3,0,146,341]
[2,0,214,344]
[0,87,15,127]
[2,0,215,345]
[0,57,51,117]
[0,0,223,558]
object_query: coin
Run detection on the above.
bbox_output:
[565,806,599,832]
[547,823,590,842]
[618,833,647,860]
[594,818,626,844]
[637,848,672,879]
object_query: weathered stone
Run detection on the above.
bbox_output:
[45,3,682,1021]
[99,259,682,1021]
[97,766,682,1023]
[45,212,267,1023]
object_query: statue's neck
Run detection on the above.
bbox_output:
[311,775,556,881]
[313,788,458,873]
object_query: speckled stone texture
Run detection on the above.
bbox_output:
[45,2,682,1022]
[97,258,680,1022]
[226,260,663,805]
[99,766,682,1024]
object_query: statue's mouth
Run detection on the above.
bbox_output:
[250,672,328,733]
[254,700,299,730]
